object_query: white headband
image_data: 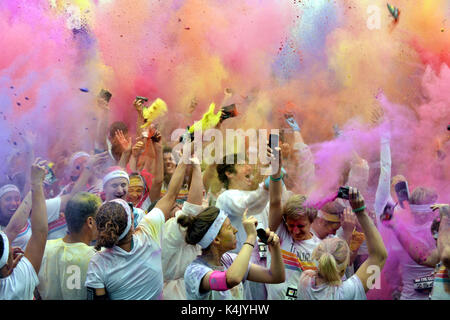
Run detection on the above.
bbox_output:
[410,204,433,214]
[198,210,228,249]
[0,231,10,269]
[102,170,130,188]
[0,185,20,200]
[109,199,132,241]
[69,151,90,168]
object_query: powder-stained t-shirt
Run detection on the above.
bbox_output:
[184,252,250,300]
[37,238,96,300]
[0,257,39,300]
[266,223,321,300]
[431,264,450,300]
[85,207,164,300]
[298,271,366,300]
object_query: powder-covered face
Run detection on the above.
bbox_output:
[0,191,21,223]
[69,156,88,181]
[163,152,176,176]
[285,216,311,241]
[104,177,129,201]
[127,177,145,205]
[216,217,237,251]
[227,164,253,191]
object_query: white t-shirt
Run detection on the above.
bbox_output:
[0,257,39,300]
[298,272,366,300]
[184,252,250,300]
[162,202,203,300]
[46,197,68,240]
[215,183,269,253]
[37,238,96,300]
[85,207,165,300]
[400,221,435,300]
[431,264,450,300]
[0,197,64,250]
[266,223,321,300]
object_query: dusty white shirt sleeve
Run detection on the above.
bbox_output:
[374,136,392,218]
[161,202,203,281]
[216,182,269,217]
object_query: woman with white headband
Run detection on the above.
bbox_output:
[298,187,387,300]
[0,159,47,299]
[179,207,285,300]
[85,153,189,300]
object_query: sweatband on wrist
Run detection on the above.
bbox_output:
[209,270,229,291]
[0,231,10,269]
[353,205,366,213]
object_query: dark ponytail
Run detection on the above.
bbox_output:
[177,206,220,247]
[95,202,128,251]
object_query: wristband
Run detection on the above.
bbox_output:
[270,176,282,182]
[353,205,366,213]
[243,242,255,248]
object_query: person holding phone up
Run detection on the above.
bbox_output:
[179,207,285,300]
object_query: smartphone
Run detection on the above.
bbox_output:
[257,228,269,245]
[44,165,57,186]
[337,186,350,200]
[268,133,279,150]
[380,202,397,221]
[395,181,410,208]
[220,104,238,122]
[136,96,148,102]
[99,89,112,103]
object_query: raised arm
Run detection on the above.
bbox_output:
[374,134,392,219]
[147,130,164,203]
[187,157,203,205]
[155,146,189,221]
[4,192,32,243]
[115,130,132,169]
[200,210,258,290]
[24,158,48,274]
[352,187,388,292]
[383,203,439,267]
[268,147,283,232]
[94,97,110,153]
[59,152,110,212]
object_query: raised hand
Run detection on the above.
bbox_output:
[133,98,145,114]
[348,186,365,214]
[263,228,280,248]
[242,208,257,238]
[115,130,132,153]
[132,139,146,158]
[31,158,47,186]
[341,207,357,233]
[284,112,300,132]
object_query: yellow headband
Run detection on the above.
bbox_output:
[318,210,341,223]
[129,176,145,188]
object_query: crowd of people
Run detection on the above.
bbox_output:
[0,92,449,300]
